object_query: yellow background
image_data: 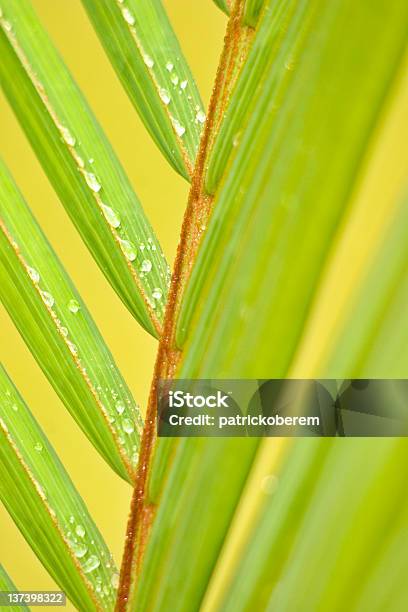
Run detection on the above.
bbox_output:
[0,0,225,606]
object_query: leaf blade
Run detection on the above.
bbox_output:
[0,0,169,337]
[0,565,29,611]
[81,0,206,180]
[0,161,142,483]
[0,367,120,611]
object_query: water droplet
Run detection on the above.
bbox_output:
[40,291,54,308]
[122,7,135,25]
[34,442,43,452]
[34,482,47,500]
[60,326,69,337]
[180,80,188,90]
[159,89,171,105]
[119,239,137,261]
[111,573,120,589]
[166,61,174,72]
[196,110,206,124]
[170,74,179,86]
[3,20,12,32]
[61,126,75,146]
[69,516,75,524]
[101,203,120,228]
[68,299,80,313]
[11,404,18,412]
[152,288,162,300]
[67,341,78,356]
[122,418,134,434]
[261,474,279,495]
[141,259,152,273]
[143,53,154,68]
[103,586,110,596]
[171,117,185,137]
[75,524,85,538]
[84,172,101,193]
[27,267,40,283]
[82,555,100,573]
[70,540,88,559]
[115,400,125,415]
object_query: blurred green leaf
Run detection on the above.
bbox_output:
[205,0,310,194]
[0,565,28,611]
[177,0,408,374]
[0,161,142,483]
[134,0,408,609]
[0,366,119,611]
[133,438,258,610]
[218,439,407,611]
[81,0,206,180]
[0,0,169,337]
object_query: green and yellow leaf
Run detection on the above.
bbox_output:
[0,161,142,483]
[0,565,28,611]
[0,366,119,611]
[0,0,169,337]
[81,0,205,180]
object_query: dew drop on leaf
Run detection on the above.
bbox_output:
[61,126,76,146]
[40,291,54,308]
[27,267,40,283]
[82,555,100,573]
[122,7,135,25]
[122,418,134,434]
[196,110,206,124]
[119,239,137,262]
[84,172,101,193]
[141,260,152,273]
[115,400,125,415]
[159,89,171,105]
[152,288,163,300]
[68,299,80,313]
[70,540,88,559]
[101,203,121,228]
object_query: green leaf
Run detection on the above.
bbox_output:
[177,0,408,374]
[0,160,142,483]
[243,0,265,27]
[0,366,120,611]
[132,438,259,610]
[134,0,408,609]
[212,0,230,16]
[81,0,206,180]
[0,565,28,611]
[216,439,407,611]
[205,0,311,194]
[0,0,169,338]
